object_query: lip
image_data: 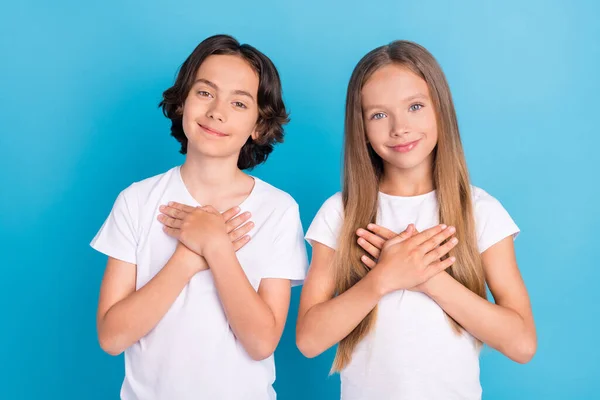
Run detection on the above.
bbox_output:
[199,124,228,137]
[389,139,421,153]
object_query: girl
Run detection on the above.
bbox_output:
[296,41,536,399]
[91,35,307,400]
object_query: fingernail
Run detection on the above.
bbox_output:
[168,202,173,206]
[450,256,456,262]
[159,205,165,211]
[451,238,458,244]
[357,229,364,235]
[367,224,374,230]
[245,212,251,216]
[235,207,240,212]
[448,226,456,233]
[440,224,447,230]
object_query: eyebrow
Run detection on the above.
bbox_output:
[193,78,256,102]
[403,92,429,102]
[363,93,429,112]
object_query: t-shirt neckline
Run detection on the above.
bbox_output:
[175,165,261,212]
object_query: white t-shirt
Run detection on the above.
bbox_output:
[91,166,308,400]
[305,187,520,400]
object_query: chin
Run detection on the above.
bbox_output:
[187,141,231,158]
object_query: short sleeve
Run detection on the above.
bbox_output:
[473,189,520,254]
[305,192,344,250]
[262,203,309,287]
[90,185,139,264]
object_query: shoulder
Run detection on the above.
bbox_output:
[117,167,176,209]
[319,191,343,215]
[470,185,507,215]
[253,177,300,212]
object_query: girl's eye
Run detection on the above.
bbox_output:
[197,91,212,97]
[409,103,424,112]
[371,112,386,120]
[233,102,247,109]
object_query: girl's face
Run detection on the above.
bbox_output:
[361,64,438,172]
[182,54,260,160]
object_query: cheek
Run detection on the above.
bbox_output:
[182,96,205,119]
[365,120,390,146]
[420,109,437,134]
[232,111,259,137]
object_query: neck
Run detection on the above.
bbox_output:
[180,150,251,208]
[379,156,434,197]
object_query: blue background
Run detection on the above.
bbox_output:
[1,0,598,398]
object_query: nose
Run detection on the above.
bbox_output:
[206,99,226,123]
[390,115,409,137]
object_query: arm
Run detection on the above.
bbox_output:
[296,224,456,358]
[160,203,291,361]
[97,205,253,356]
[422,237,537,363]
[96,244,202,356]
[295,242,384,358]
[204,240,292,361]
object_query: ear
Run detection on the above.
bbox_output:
[250,123,261,142]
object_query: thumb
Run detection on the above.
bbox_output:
[396,224,415,242]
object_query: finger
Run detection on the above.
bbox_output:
[232,235,251,252]
[425,256,456,279]
[162,225,180,239]
[159,205,186,220]
[385,224,415,247]
[357,237,381,259]
[166,202,196,213]
[221,206,242,221]
[410,224,448,246]
[419,226,456,253]
[361,255,377,269]
[229,221,255,241]
[366,223,397,240]
[398,224,417,240]
[424,237,459,265]
[157,214,183,229]
[356,228,385,249]
[226,211,252,232]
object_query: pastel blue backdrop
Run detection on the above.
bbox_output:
[1,0,597,398]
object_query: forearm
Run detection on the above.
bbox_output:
[296,272,383,358]
[98,253,195,355]
[205,243,280,360]
[426,272,536,363]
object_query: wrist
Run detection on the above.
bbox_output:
[172,244,205,278]
[366,266,389,298]
[203,236,234,263]
[422,271,450,298]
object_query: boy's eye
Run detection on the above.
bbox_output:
[409,103,423,112]
[197,91,212,97]
[233,102,247,109]
[371,112,386,120]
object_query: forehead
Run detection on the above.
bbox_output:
[361,64,429,104]
[195,54,259,93]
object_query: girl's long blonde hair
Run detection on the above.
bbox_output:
[332,41,486,372]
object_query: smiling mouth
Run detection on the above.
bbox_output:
[389,139,420,153]
[199,124,228,137]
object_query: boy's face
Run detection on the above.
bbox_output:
[181,54,260,161]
